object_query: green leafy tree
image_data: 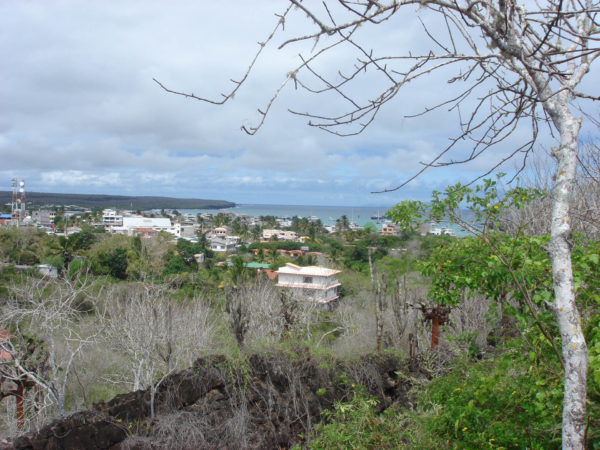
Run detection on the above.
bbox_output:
[390,175,598,447]
[99,247,129,280]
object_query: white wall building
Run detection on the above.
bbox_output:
[209,238,238,253]
[101,209,123,226]
[262,229,298,241]
[275,264,342,304]
[109,217,181,237]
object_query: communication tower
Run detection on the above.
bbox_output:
[10,178,26,225]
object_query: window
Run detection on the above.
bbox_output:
[303,276,313,284]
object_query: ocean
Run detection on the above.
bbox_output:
[179,204,390,227]
[178,204,475,237]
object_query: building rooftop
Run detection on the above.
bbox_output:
[245,262,272,269]
[276,263,341,277]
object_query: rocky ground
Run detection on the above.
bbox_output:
[7,349,415,450]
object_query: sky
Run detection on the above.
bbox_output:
[1,1,598,207]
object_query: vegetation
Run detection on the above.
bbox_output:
[0,171,599,448]
[0,191,235,210]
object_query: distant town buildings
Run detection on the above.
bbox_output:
[109,217,181,237]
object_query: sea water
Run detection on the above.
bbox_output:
[178,204,474,237]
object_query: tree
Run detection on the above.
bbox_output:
[1,274,106,420]
[105,283,214,417]
[156,2,600,445]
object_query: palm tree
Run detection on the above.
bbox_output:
[340,215,350,231]
[299,217,310,233]
[250,225,262,242]
[231,218,242,236]
[240,224,250,243]
[49,236,75,272]
[314,219,324,233]
[291,215,300,231]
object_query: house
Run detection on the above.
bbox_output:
[251,248,270,256]
[380,223,397,236]
[211,227,228,238]
[275,263,342,305]
[0,213,12,225]
[179,225,197,238]
[194,253,205,264]
[32,210,56,226]
[133,228,159,239]
[37,264,58,278]
[210,238,238,253]
[262,229,298,241]
[66,227,83,235]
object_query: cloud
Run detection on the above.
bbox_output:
[1,1,593,206]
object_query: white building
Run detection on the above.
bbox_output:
[209,238,238,253]
[109,217,181,238]
[101,209,123,226]
[275,264,342,304]
[262,229,298,241]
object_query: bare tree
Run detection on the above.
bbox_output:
[106,282,215,418]
[156,1,600,445]
[0,273,106,422]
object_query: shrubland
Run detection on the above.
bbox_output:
[0,169,599,448]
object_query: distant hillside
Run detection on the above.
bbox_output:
[0,191,235,210]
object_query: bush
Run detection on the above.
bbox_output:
[303,388,406,449]
[419,345,563,449]
[18,251,39,265]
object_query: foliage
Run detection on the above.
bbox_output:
[0,191,235,210]
[303,387,406,449]
[97,247,129,280]
[419,342,564,450]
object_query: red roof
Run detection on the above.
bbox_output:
[0,328,13,341]
[263,269,277,280]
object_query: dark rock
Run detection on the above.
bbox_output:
[9,352,412,450]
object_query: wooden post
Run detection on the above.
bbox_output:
[431,312,440,350]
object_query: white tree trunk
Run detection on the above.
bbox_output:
[547,105,588,450]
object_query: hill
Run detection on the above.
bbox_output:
[0,191,235,210]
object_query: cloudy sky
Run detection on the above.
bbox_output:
[1,1,597,207]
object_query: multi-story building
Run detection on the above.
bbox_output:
[209,238,238,253]
[275,263,342,304]
[101,209,123,226]
[32,210,56,226]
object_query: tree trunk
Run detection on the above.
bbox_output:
[431,313,440,350]
[548,113,588,450]
[16,383,24,430]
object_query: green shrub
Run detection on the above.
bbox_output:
[303,388,407,449]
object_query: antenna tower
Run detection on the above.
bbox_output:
[10,178,25,226]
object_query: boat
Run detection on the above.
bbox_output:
[309,215,319,221]
[329,217,334,221]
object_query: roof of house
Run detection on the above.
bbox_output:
[245,262,272,269]
[122,217,172,228]
[0,328,13,342]
[134,228,158,233]
[263,269,278,280]
[276,263,341,277]
[363,222,378,231]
